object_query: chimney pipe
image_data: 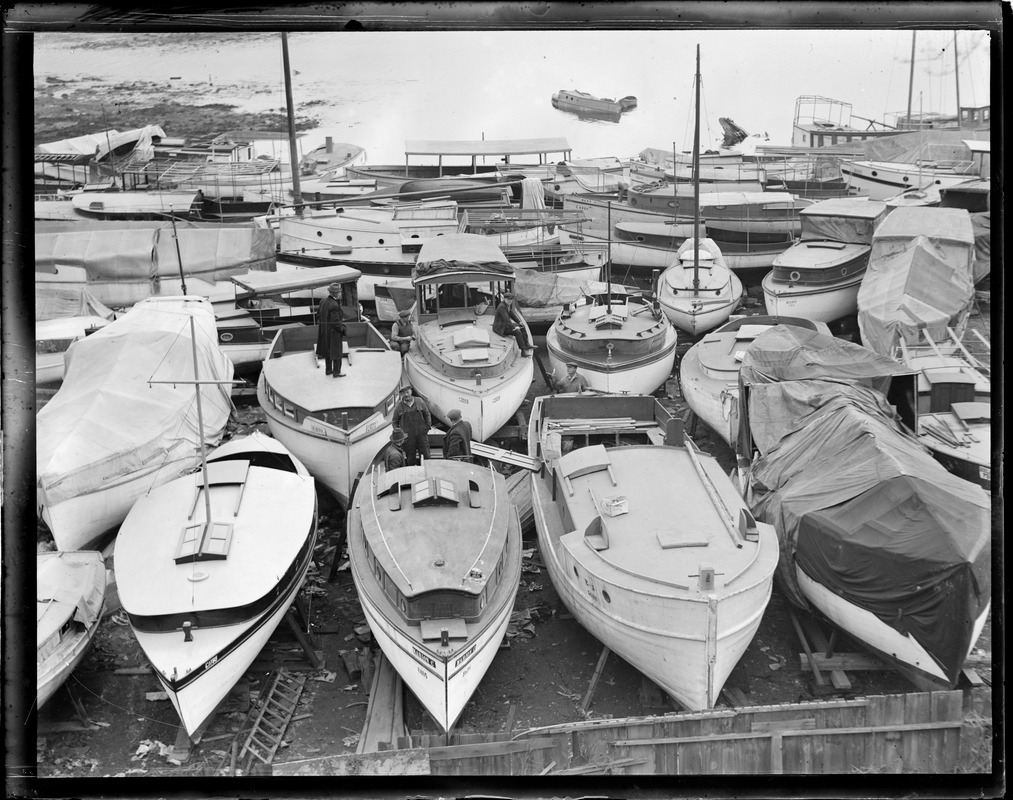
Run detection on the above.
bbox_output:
[326,136,333,154]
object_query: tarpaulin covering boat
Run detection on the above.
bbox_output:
[857,207,976,357]
[412,234,515,280]
[970,212,990,283]
[738,325,990,687]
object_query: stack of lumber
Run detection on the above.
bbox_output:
[356,652,404,754]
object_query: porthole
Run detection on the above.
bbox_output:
[554,184,562,191]
[841,267,849,276]
[346,235,353,242]
[602,590,611,603]
[573,566,579,578]
[667,201,676,208]
[902,176,909,183]
[316,230,323,237]
[789,270,801,282]
[220,332,233,342]
[378,238,385,245]
[871,171,878,177]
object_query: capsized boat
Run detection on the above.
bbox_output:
[37,296,234,552]
[857,206,976,357]
[404,234,534,441]
[117,432,317,739]
[528,392,779,710]
[762,198,890,323]
[679,315,831,446]
[656,238,743,336]
[737,325,990,690]
[258,268,403,506]
[37,551,107,709]
[347,454,521,732]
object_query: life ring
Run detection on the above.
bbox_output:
[789,270,801,282]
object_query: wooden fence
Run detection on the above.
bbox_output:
[271,687,991,776]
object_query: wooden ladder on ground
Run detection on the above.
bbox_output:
[236,667,307,773]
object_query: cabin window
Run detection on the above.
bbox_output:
[378,238,385,245]
[174,521,234,564]
[375,560,382,582]
[385,394,396,415]
[283,401,296,419]
[573,566,580,579]
[602,590,612,604]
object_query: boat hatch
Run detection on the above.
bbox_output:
[805,241,848,251]
[925,371,976,412]
[412,477,459,507]
[656,528,710,549]
[452,327,490,348]
[175,460,249,564]
[420,618,468,641]
[187,460,250,519]
[734,325,772,341]
[952,402,990,424]
[589,304,629,330]
[557,444,617,496]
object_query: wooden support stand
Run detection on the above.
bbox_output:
[581,645,611,712]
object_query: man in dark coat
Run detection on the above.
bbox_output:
[492,293,531,356]
[383,428,408,471]
[317,282,347,377]
[390,308,416,357]
[392,386,432,466]
[443,408,473,460]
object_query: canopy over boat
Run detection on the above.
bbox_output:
[799,198,890,243]
[230,264,362,299]
[743,376,990,685]
[37,552,106,650]
[857,207,976,356]
[412,233,514,284]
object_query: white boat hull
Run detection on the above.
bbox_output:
[544,328,677,395]
[841,161,978,201]
[404,352,532,442]
[761,272,863,323]
[795,566,990,687]
[679,363,737,446]
[658,273,743,337]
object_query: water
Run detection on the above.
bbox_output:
[34,29,991,165]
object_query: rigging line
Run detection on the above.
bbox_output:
[69,674,181,728]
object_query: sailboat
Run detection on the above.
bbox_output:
[656,47,743,337]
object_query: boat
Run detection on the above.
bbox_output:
[37,296,234,553]
[737,324,990,691]
[897,328,991,490]
[551,89,637,118]
[347,452,521,732]
[116,430,318,739]
[299,137,367,177]
[36,551,107,709]
[257,268,403,507]
[762,198,890,323]
[528,392,779,710]
[544,284,677,394]
[36,314,114,385]
[403,234,534,441]
[841,158,981,201]
[857,206,976,357]
[679,315,831,446]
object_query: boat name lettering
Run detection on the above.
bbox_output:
[412,646,436,669]
[457,398,471,405]
[204,655,219,670]
[453,644,476,668]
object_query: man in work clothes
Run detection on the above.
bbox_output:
[553,362,590,394]
[389,308,416,358]
[317,282,347,377]
[392,386,432,466]
[493,293,532,356]
[383,428,408,471]
[443,408,473,460]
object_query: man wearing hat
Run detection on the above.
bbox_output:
[392,385,432,465]
[493,292,532,357]
[317,282,348,377]
[383,428,408,470]
[443,409,473,460]
[389,307,416,358]
[552,361,590,394]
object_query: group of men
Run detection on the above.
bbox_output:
[383,385,472,470]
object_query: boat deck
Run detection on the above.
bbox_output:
[418,309,516,378]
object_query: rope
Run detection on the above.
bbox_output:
[69,673,180,728]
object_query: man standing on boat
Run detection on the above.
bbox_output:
[389,308,416,358]
[317,282,347,377]
[392,386,432,466]
[383,428,408,470]
[443,409,473,460]
[552,362,589,394]
[493,292,532,357]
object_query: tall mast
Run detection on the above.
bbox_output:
[953,32,961,121]
[692,44,701,293]
[606,200,612,314]
[282,32,303,213]
[906,30,917,128]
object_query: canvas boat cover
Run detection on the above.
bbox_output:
[37,296,234,508]
[511,268,615,309]
[799,198,890,244]
[743,377,990,684]
[37,552,106,649]
[36,285,116,323]
[413,233,514,282]
[857,207,976,356]
[970,212,990,284]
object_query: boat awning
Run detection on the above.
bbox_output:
[230,264,362,296]
[962,140,990,154]
[404,138,571,160]
[34,151,94,165]
[413,233,513,283]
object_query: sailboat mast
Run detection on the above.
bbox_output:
[906,31,917,128]
[692,44,701,292]
[606,200,612,314]
[953,32,961,120]
[188,315,214,529]
[282,32,303,212]
[169,212,187,295]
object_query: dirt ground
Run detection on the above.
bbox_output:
[34,317,992,779]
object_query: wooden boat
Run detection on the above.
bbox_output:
[69,189,202,218]
[37,296,234,553]
[841,158,981,201]
[404,234,534,441]
[551,89,637,117]
[762,198,890,323]
[545,286,677,395]
[116,431,318,739]
[657,238,743,337]
[298,138,367,177]
[898,329,991,490]
[528,392,779,710]
[35,314,113,385]
[679,315,831,445]
[857,206,976,357]
[347,454,521,732]
[36,551,107,709]
[737,326,990,690]
[257,269,403,507]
